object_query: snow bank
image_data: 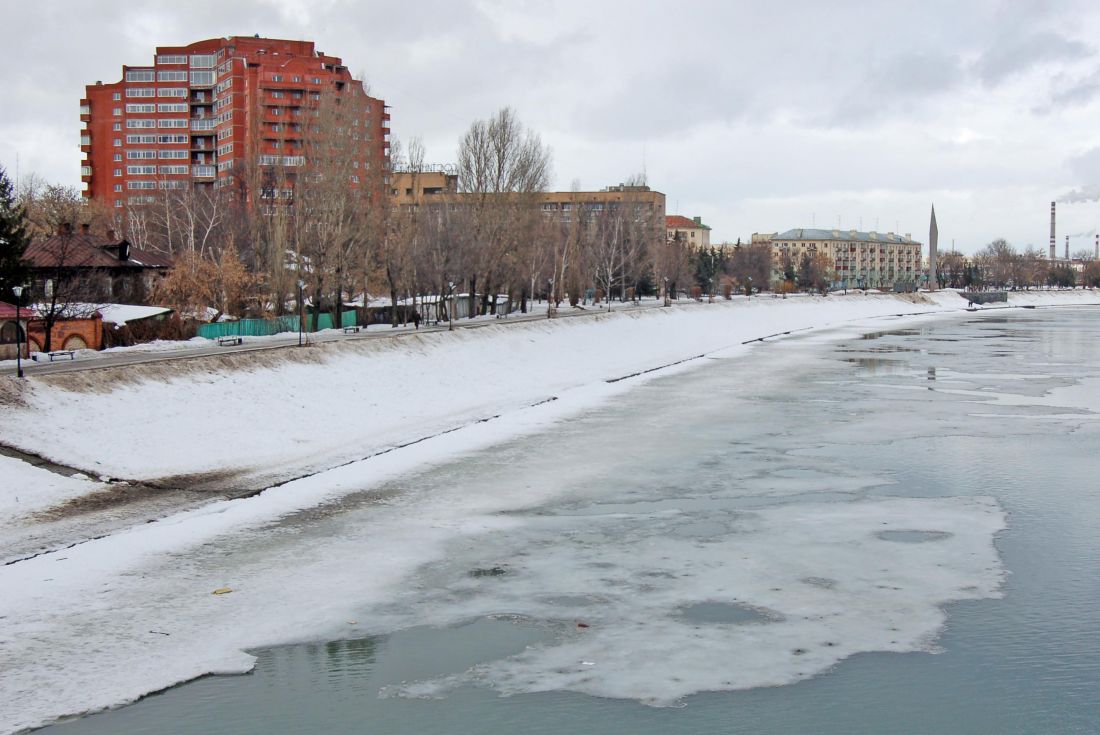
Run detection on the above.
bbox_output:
[3,290,1096,489]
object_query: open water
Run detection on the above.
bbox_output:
[45,306,1100,734]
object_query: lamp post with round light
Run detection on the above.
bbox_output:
[447,281,455,331]
[297,279,305,347]
[12,285,25,378]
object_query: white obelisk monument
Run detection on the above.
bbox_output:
[928,204,938,291]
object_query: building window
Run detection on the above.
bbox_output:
[126,150,156,159]
[156,54,187,65]
[127,165,157,175]
[159,165,189,175]
[157,70,187,82]
[113,108,122,116]
[126,88,155,98]
[159,134,188,144]
[126,119,156,128]
[158,119,188,128]
[112,92,121,101]
[159,150,189,159]
[190,54,217,68]
[272,74,283,82]
[190,70,215,86]
[125,70,155,82]
[157,103,188,113]
[113,138,122,147]
[125,103,156,113]
[126,134,156,144]
[115,200,122,208]
[114,168,122,176]
[113,153,122,162]
[158,87,188,98]
[112,122,121,131]
[114,184,122,192]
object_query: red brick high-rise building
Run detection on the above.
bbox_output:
[80,36,389,210]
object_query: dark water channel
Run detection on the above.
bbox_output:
[46,307,1100,734]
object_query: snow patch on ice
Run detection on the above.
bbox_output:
[381,497,1006,706]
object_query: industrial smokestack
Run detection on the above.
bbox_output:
[1095,233,1098,260]
[1050,202,1056,260]
[1066,234,1070,261]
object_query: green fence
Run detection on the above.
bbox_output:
[196,311,358,340]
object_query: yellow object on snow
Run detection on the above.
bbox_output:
[212,587,233,595]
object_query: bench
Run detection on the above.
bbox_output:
[343,326,361,334]
[48,350,76,362]
[217,336,243,347]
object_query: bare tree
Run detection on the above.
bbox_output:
[457,107,552,318]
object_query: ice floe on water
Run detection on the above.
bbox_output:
[378,496,1005,706]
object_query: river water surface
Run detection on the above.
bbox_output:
[45,307,1100,734]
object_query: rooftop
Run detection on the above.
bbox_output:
[667,215,711,230]
[773,228,919,245]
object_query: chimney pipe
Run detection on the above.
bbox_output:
[1095,233,1098,260]
[1050,202,1056,260]
[1066,234,1070,261]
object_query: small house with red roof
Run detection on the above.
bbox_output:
[23,223,173,305]
[666,215,711,249]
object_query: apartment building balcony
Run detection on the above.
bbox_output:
[190,118,216,131]
[192,165,216,178]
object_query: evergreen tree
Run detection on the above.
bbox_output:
[0,165,30,303]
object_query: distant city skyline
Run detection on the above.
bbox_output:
[2,0,1100,253]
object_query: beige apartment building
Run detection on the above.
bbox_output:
[757,228,923,289]
[390,166,459,206]
[666,215,711,248]
[537,184,666,226]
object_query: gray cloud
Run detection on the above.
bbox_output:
[973,30,1093,86]
[3,0,1100,251]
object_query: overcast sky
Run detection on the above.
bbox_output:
[3,0,1100,253]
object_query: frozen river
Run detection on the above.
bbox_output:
[29,307,1100,733]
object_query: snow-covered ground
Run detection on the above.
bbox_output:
[2,290,1094,494]
[0,288,1097,734]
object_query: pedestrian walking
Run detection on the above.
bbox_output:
[412,311,421,330]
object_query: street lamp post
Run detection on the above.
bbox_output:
[447,281,455,331]
[747,276,753,297]
[708,277,714,303]
[297,279,305,347]
[547,278,556,318]
[12,285,24,379]
[663,277,670,307]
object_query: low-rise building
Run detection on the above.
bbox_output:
[758,228,923,289]
[0,302,28,360]
[23,223,173,304]
[666,215,711,248]
[390,165,459,206]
